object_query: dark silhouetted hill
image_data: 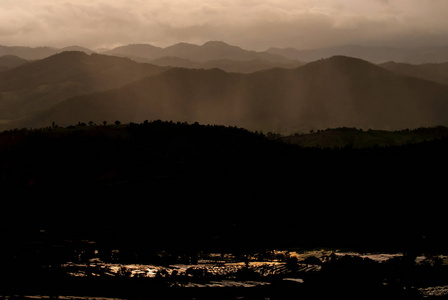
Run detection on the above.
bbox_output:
[380,61,448,85]
[0,51,168,122]
[273,126,448,149]
[149,56,303,73]
[59,45,94,54]
[12,55,448,133]
[0,121,446,252]
[0,55,28,72]
[0,122,446,300]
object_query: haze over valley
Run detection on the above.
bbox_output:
[2,1,448,299]
[2,41,448,134]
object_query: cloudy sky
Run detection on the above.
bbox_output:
[1,0,447,50]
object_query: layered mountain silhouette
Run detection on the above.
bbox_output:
[267,45,448,64]
[4,41,448,65]
[0,55,28,72]
[380,61,448,85]
[148,57,303,73]
[0,51,168,122]
[0,45,57,60]
[10,55,448,133]
[104,41,295,63]
[1,42,303,73]
[0,44,93,60]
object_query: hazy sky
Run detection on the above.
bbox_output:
[1,0,448,50]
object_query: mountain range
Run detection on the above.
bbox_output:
[2,41,448,258]
[0,55,28,72]
[3,51,448,133]
[2,40,448,133]
[379,61,448,85]
[101,41,304,73]
[267,45,448,64]
[3,41,448,66]
[140,56,303,74]
[0,44,93,60]
[0,41,302,73]
[104,41,296,63]
[0,52,168,123]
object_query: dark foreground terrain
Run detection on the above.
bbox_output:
[1,247,448,300]
[1,121,447,299]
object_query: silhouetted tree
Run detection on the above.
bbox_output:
[303,255,322,265]
[286,256,299,272]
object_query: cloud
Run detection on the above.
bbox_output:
[0,0,447,50]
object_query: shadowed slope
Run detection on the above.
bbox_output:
[380,61,448,85]
[9,56,448,133]
[0,55,28,72]
[0,51,168,121]
[1,122,446,252]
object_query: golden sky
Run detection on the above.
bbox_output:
[1,0,447,50]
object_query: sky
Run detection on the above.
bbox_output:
[1,0,448,51]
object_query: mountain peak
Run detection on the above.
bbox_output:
[297,55,392,82]
[44,50,89,61]
[116,43,161,49]
[202,41,231,47]
[307,55,379,69]
[325,55,372,63]
[169,42,197,47]
[105,44,163,56]
[60,45,93,54]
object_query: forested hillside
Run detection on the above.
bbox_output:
[380,61,448,85]
[1,121,446,252]
[10,56,448,133]
[273,126,448,148]
[0,52,168,122]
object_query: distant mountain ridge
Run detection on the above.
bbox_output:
[11,55,448,133]
[0,55,28,72]
[0,41,303,73]
[0,51,168,122]
[380,61,448,85]
[0,45,57,60]
[148,56,303,73]
[104,41,295,63]
[103,44,163,62]
[267,45,448,64]
[4,41,448,66]
[0,45,93,60]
